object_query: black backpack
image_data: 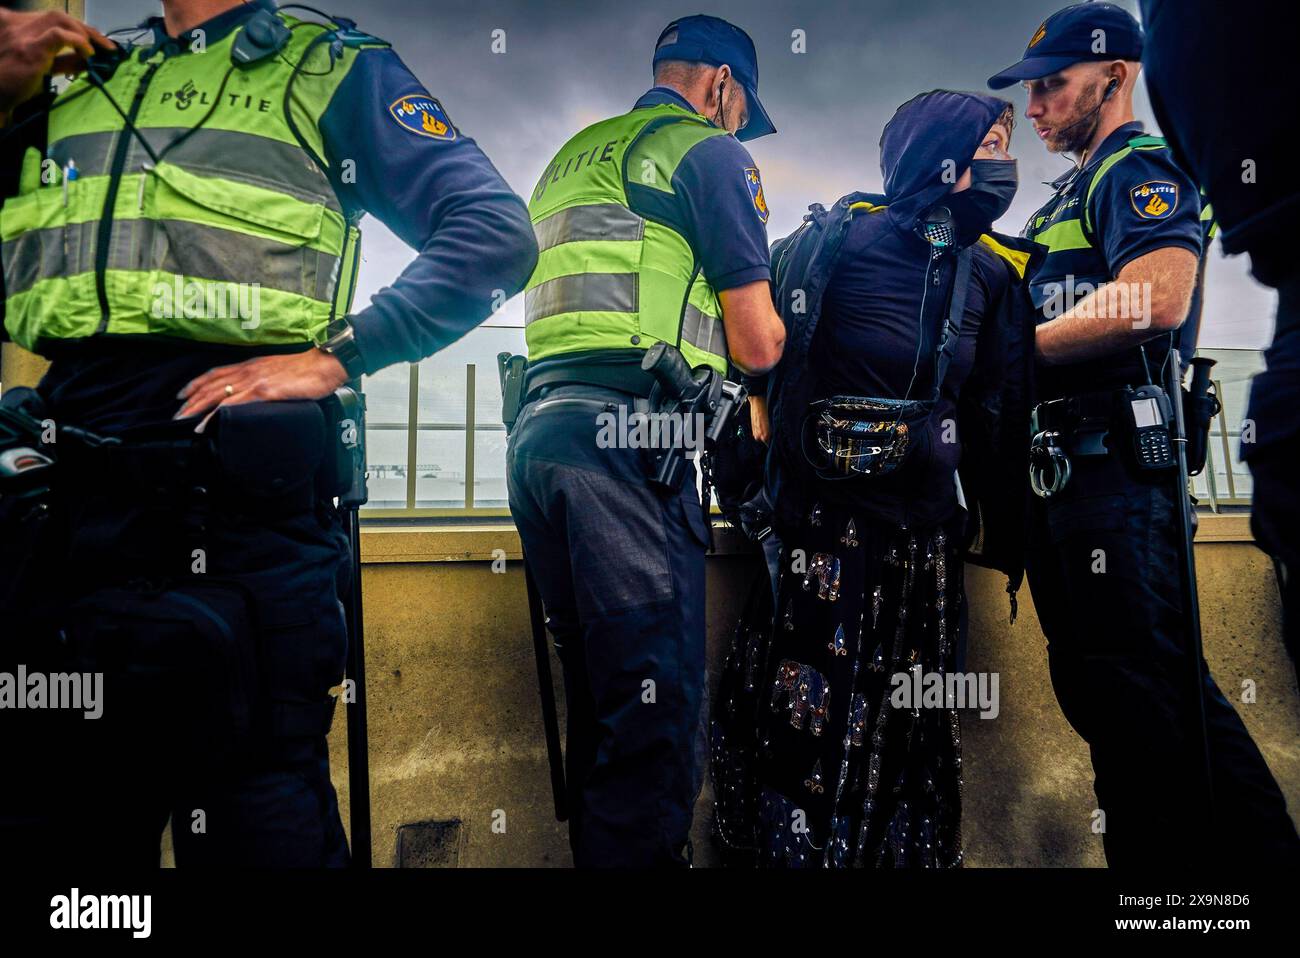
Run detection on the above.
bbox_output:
[729,193,1042,614]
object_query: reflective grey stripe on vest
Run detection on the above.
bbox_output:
[682,301,726,359]
[3,219,339,302]
[2,225,94,295]
[532,202,645,253]
[524,272,638,325]
[47,128,339,211]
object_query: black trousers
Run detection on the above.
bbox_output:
[507,385,710,868]
[1026,449,1299,866]
[0,447,351,868]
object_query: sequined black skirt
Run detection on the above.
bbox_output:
[711,500,966,868]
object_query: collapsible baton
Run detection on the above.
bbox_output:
[329,385,373,867]
[498,353,569,822]
[1166,349,1215,827]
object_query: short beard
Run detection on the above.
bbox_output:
[1047,81,1104,155]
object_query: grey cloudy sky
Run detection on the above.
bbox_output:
[87,0,1275,350]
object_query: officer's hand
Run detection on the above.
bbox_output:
[0,8,114,115]
[175,349,350,432]
[749,394,770,444]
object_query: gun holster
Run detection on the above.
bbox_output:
[0,386,57,499]
[641,344,747,500]
[498,352,527,435]
[0,390,61,633]
[319,386,369,506]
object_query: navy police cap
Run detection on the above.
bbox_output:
[988,2,1144,90]
[653,14,775,141]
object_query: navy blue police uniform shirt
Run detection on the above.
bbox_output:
[10,4,535,434]
[810,215,1010,526]
[318,44,534,376]
[1025,121,1203,400]
[625,87,772,294]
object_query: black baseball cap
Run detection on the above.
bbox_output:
[652,15,775,141]
[987,2,1144,90]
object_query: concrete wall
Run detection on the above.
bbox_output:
[330,514,1300,867]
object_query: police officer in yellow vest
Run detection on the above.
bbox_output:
[507,15,785,867]
[0,0,537,866]
[990,3,1299,865]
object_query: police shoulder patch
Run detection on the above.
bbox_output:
[389,93,457,141]
[745,167,769,224]
[1130,180,1178,219]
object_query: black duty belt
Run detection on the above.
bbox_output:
[54,399,350,516]
[1032,389,1125,455]
[61,436,208,496]
[523,360,656,404]
[1028,388,1126,499]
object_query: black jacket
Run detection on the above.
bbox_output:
[716,191,1042,606]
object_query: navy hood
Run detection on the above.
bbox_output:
[879,90,1010,235]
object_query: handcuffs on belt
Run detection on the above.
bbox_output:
[1028,397,1113,499]
[1029,427,1072,498]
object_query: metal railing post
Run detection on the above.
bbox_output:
[465,364,476,510]
[406,362,420,510]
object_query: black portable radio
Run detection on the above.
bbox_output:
[1124,384,1176,470]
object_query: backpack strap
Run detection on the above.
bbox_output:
[848,200,886,215]
[932,246,972,400]
[977,233,1032,279]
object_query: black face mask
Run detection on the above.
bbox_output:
[965,158,1019,220]
[940,158,1018,246]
